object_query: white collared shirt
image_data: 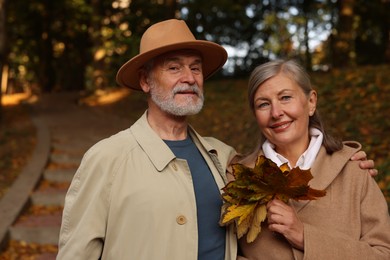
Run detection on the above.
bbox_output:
[262,128,323,170]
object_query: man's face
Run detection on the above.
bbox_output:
[143,50,204,116]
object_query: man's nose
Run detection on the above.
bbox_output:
[180,67,196,84]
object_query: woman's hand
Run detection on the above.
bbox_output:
[267,199,304,250]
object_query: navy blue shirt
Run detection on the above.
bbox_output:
[164,136,225,260]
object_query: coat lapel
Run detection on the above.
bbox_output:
[292,144,359,213]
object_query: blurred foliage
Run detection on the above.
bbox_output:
[196,65,390,204]
[311,65,390,200]
[0,65,388,258]
[90,64,390,206]
[199,65,390,203]
[1,0,388,96]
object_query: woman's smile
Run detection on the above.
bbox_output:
[270,121,292,133]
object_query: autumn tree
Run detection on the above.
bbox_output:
[354,0,390,64]
[2,0,389,93]
[0,0,6,120]
[331,0,356,67]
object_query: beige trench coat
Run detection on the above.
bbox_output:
[238,142,390,260]
[57,111,237,260]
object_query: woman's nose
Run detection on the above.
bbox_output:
[271,103,284,118]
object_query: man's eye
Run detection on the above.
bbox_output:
[281,96,292,101]
[191,66,201,73]
[169,66,181,71]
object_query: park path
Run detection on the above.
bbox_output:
[0,92,132,259]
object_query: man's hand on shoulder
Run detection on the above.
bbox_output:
[350,151,378,177]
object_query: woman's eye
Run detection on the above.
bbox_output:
[281,95,292,101]
[256,102,269,109]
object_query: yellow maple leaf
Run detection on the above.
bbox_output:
[222,203,257,225]
[220,155,326,242]
[246,204,267,243]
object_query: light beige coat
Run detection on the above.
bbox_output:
[238,142,390,260]
[57,111,237,260]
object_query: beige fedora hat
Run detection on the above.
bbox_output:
[116,19,228,90]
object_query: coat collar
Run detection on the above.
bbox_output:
[310,142,362,190]
[293,141,362,212]
[130,110,217,172]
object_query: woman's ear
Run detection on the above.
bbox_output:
[139,70,151,93]
[308,90,317,116]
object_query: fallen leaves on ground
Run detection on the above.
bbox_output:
[0,240,58,260]
[15,205,64,225]
[0,104,36,200]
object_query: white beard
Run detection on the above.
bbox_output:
[149,82,204,116]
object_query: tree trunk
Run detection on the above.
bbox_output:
[383,6,390,63]
[0,0,7,121]
[302,0,313,71]
[332,0,356,68]
[40,0,55,92]
[88,0,107,90]
[163,0,177,19]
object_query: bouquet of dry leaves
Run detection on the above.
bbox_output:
[219,155,326,243]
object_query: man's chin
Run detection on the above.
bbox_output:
[166,105,203,117]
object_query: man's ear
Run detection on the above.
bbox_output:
[139,70,151,93]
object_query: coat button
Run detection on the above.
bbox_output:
[176,215,187,225]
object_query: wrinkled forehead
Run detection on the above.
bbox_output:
[155,49,203,64]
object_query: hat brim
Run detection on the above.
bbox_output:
[116,40,227,90]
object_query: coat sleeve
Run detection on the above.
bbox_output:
[57,144,117,259]
[300,170,390,260]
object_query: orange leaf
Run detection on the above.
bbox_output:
[220,155,326,242]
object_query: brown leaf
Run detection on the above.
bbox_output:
[220,155,326,242]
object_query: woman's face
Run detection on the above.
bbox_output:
[253,73,317,154]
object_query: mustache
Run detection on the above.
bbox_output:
[172,84,201,96]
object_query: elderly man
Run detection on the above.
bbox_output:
[57,19,376,260]
[58,19,237,260]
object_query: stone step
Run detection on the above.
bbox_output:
[31,191,67,207]
[50,153,81,166]
[51,136,96,153]
[10,213,62,245]
[44,169,76,183]
[10,226,60,245]
[51,142,89,156]
[34,252,58,260]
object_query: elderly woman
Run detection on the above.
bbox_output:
[236,60,390,259]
